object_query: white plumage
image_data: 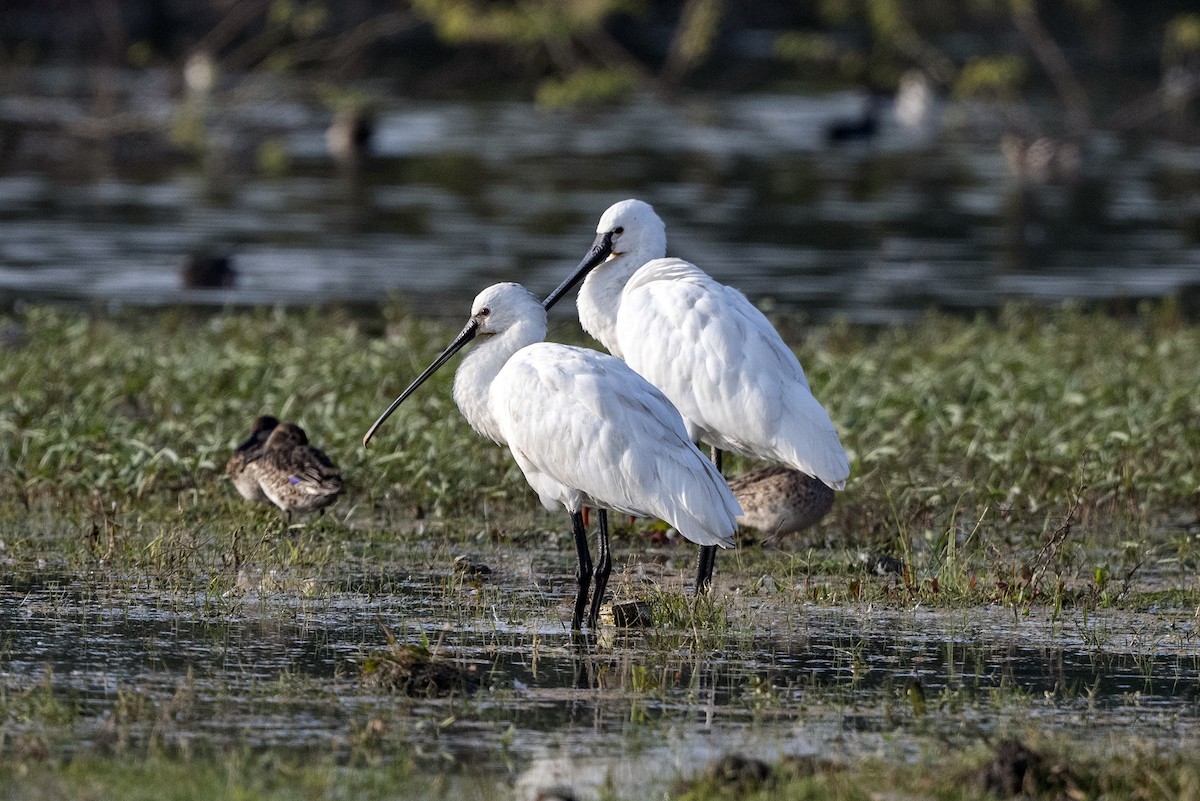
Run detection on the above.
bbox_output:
[615,257,850,487]
[364,282,740,629]
[542,199,850,589]
[549,199,849,489]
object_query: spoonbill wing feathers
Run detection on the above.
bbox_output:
[617,258,850,489]
[491,343,739,548]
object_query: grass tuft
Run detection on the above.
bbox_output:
[359,643,479,697]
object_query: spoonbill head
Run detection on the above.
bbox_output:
[542,199,665,353]
[364,281,741,629]
[363,282,546,449]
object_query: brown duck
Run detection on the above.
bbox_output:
[255,423,345,524]
[225,415,280,504]
[728,466,835,538]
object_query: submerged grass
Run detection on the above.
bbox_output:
[0,751,471,801]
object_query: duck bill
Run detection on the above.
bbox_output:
[362,319,479,447]
[541,230,614,311]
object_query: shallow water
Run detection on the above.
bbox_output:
[3,65,1200,798]
[1,67,1199,323]
[2,537,1197,798]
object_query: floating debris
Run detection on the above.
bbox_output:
[706,754,773,794]
[676,752,843,797]
[858,551,906,575]
[598,600,653,628]
[453,554,492,577]
[360,644,478,697]
[675,754,773,798]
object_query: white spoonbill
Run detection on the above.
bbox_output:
[542,199,850,591]
[363,282,741,631]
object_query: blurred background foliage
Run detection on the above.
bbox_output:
[0,0,1196,124]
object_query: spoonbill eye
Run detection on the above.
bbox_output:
[613,226,624,234]
[479,308,490,317]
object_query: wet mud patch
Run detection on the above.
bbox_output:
[1,532,1198,799]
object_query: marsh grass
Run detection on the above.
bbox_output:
[0,751,487,801]
[3,301,1198,538]
[359,642,480,697]
[3,736,1199,801]
[3,301,1200,799]
[673,737,1200,801]
[1,298,1195,622]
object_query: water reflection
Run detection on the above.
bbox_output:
[2,566,1197,782]
[1,70,1198,322]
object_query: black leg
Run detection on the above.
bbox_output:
[570,510,593,631]
[587,509,612,628]
[695,445,724,594]
[695,545,716,594]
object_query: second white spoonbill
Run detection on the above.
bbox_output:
[363,282,741,631]
[543,199,850,591]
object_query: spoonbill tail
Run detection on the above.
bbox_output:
[363,282,740,630]
[543,199,849,591]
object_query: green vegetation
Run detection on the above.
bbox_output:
[2,301,1196,565]
[2,301,1199,799]
[12,0,1196,124]
[0,299,1196,616]
[0,753,486,801]
[2,737,1200,800]
[672,739,1200,801]
[0,298,1194,630]
[819,303,1199,589]
[0,303,519,521]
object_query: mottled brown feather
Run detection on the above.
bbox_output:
[254,423,344,520]
[225,415,280,504]
[728,466,834,537]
